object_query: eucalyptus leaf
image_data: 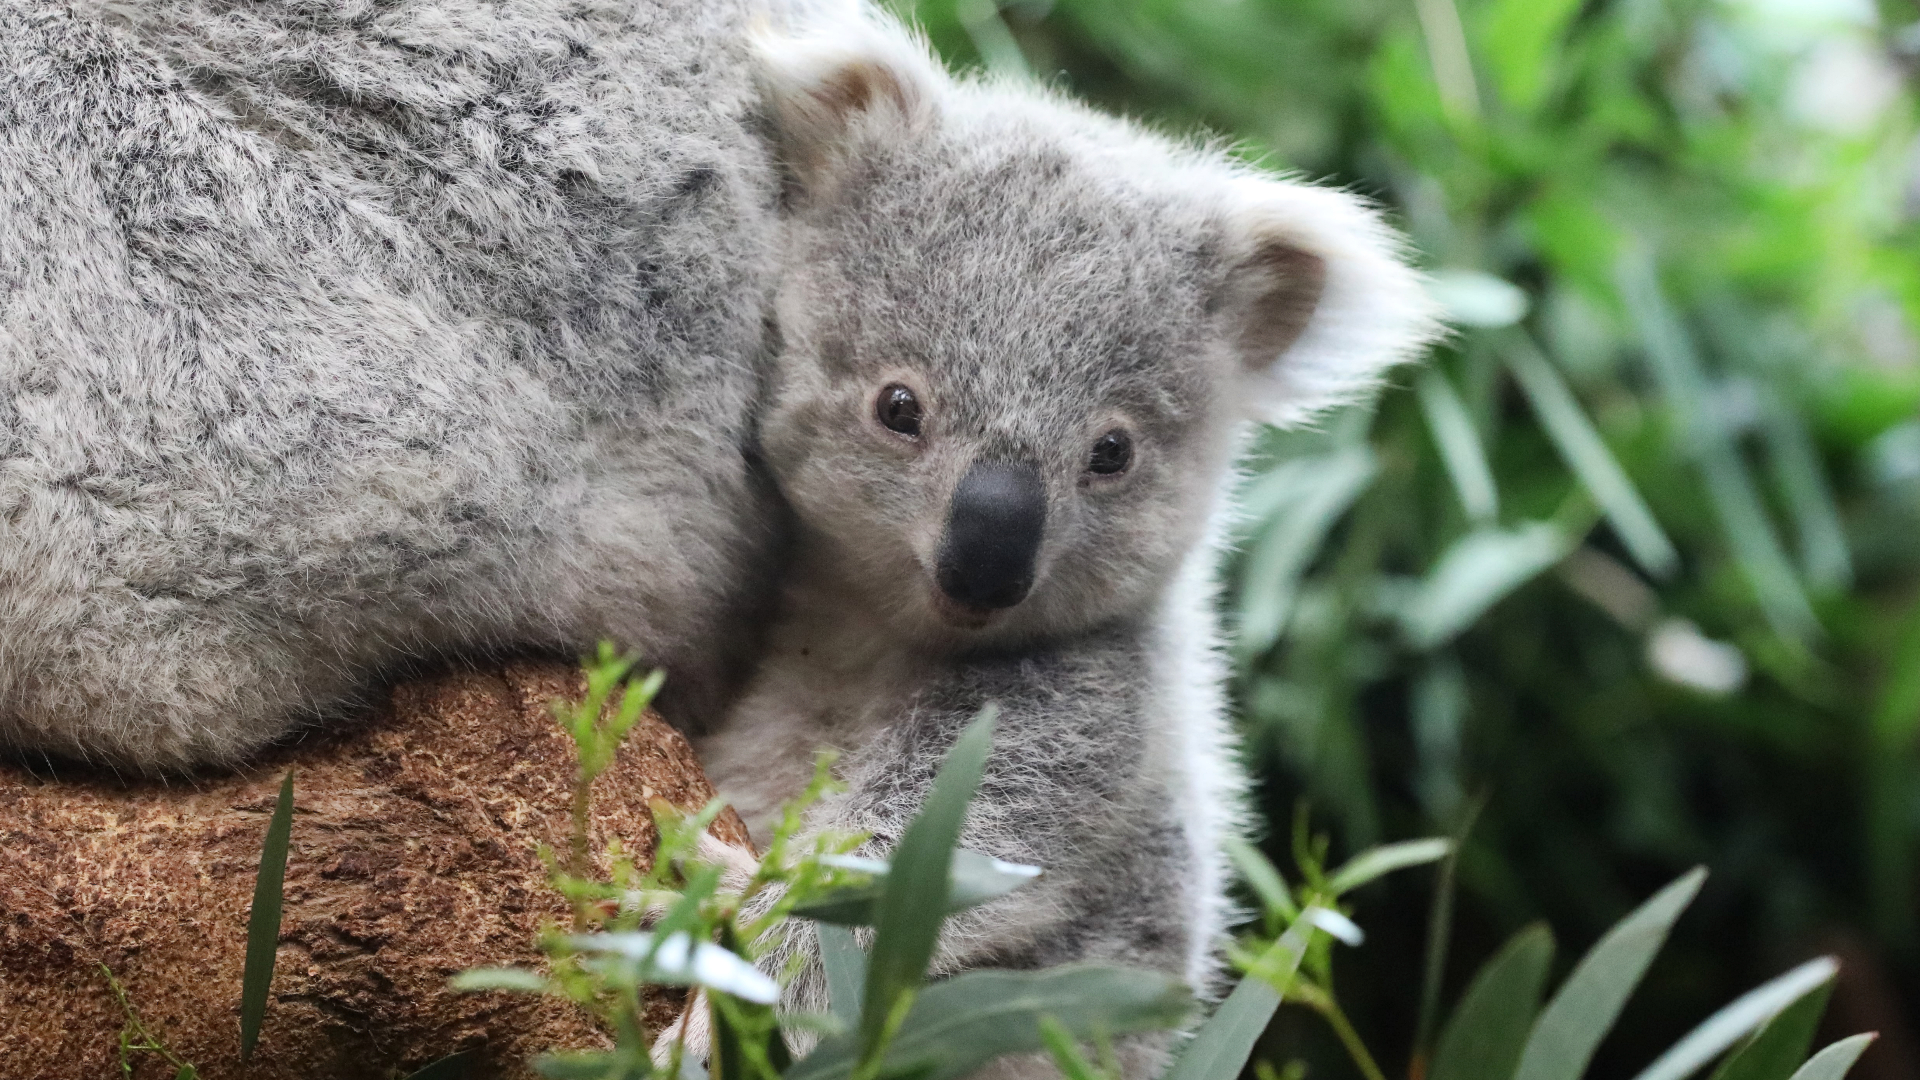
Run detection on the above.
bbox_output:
[785,964,1190,1080]
[534,1050,652,1080]
[450,967,551,994]
[1224,835,1298,925]
[1326,837,1452,895]
[1630,958,1839,1080]
[712,990,749,1080]
[1759,392,1851,591]
[1785,1035,1877,1080]
[1418,368,1499,524]
[792,849,1041,926]
[1504,335,1678,579]
[1477,0,1584,112]
[1432,923,1556,1080]
[1302,907,1366,946]
[1429,269,1530,328]
[1709,980,1832,1080]
[1515,867,1708,1080]
[1401,524,1573,650]
[564,931,779,1003]
[1039,1016,1106,1080]
[819,923,867,1030]
[240,770,295,1061]
[1236,446,1377,657]
[1159,918,1317,1080]
[1614,248,1818,641]
[858,707,998,1060]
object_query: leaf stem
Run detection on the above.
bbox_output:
[1292,980,1388,1080]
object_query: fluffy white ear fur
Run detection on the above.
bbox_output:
[752,10,945,192]
[1218,179,1442,427]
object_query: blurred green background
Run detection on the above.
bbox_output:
[884,0,1920,1076]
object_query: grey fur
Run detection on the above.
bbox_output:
[0,0,786,766]
[2,3,1434,1069]
[697,10,1438,1074]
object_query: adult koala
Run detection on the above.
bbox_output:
[0,0,791,767]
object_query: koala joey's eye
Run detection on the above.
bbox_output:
[877,384,922,438]
[1087,430,1133,476]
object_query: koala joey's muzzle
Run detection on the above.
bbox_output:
[936,461,1045,614]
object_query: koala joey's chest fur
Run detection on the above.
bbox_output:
[696,580,934,847]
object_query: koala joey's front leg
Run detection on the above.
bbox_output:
[679,628,1233,1075]
[763,627,1231,1076]
[839,628,1219,981]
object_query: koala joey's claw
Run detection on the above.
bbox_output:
[651,989,713,1069]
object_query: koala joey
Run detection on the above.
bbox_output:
[692,8,1439,1070]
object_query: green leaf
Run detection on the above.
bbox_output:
[1224,836,1298,925]
[240,770,295,1061]
[174,1068,197,1080]
[1630,958,1838,1080]
[1477,0,1583,113]
[451,967,552,994]
[1514,867,1707,1080]
[786,964,1190,1080]
[858,707,998,1061]
[1428,270,1530,329]
[1709,980,1832,1080]
[1401,523,1574,650]
[535,1049,652,1080]
[712,993,748,1080]
[1504,335,1678,580]
[819,923,867,1031]
[565,931,778,1002]
[1758,395,1851,592]
[1786,1035,1877,1080]
[403,1051,477,1080]
[1326,838,1452,895]
[1236,446,1378,657]
[1614,249,1817,641]
[1039,1016,1105,1080]
[1431,924,1556,1080]
[1868,600,1920,941]
[715,923,792,1075]
[1160,919,1315,1080]
[792,849,1041,926]
[1418,368,1500,524]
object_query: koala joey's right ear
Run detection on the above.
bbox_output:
[1214,178,1443,428]
[753,11,945,195]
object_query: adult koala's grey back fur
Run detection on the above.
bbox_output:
[0,0,791,767]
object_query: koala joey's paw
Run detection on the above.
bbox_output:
[651,989,712,1069]
[635,829,759,928]
[697,829,761,893]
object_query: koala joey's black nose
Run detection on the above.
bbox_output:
[937,461,1046,612]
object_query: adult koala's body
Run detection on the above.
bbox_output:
[0,0,790,766]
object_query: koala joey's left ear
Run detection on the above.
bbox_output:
[1213,179,1443,427]
[753,9,946,197]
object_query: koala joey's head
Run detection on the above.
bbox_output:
[753,12,1440,648]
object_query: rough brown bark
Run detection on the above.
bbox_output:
[0,659,749,1080]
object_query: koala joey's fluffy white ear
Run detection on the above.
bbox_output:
[753,10,945,192]
[1215,179,1442,427]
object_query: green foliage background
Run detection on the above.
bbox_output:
[885,0,1920,1075]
